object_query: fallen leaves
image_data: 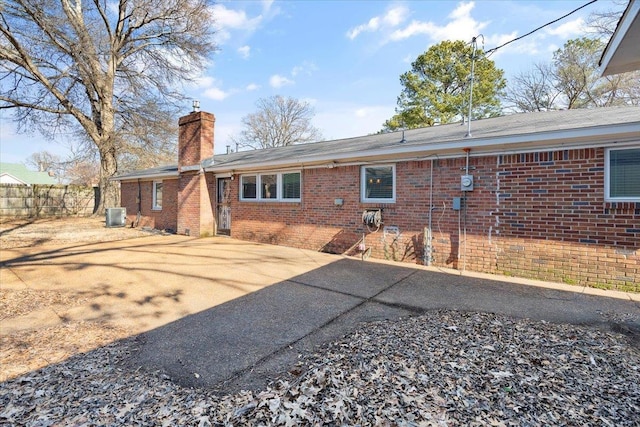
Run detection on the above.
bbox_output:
[1,310,639,426]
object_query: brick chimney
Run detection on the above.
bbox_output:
[178,111,215,169]
[177,109,215,237]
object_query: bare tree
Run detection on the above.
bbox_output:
[586,0,627,38]
[506,37,640,112]
[504,63,560,112]
[26,151,61,173]
[0,0,216,213]
[232,96,322,150]
[65,157,100,186]
[116,102,178,173]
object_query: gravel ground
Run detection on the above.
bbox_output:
[1,311,639,426]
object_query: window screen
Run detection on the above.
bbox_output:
[242,175,257,199]
[609,148,640,199]
[153,181,163,209]
[282,173,301,199]
[363,166,394,201]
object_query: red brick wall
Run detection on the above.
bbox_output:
[120,178,178,231]
[495,148,639,291]
[229,148,639,291]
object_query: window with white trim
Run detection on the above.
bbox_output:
[361,165,395,203]
[605,147,640,201]
[152,180,163,210]
[240,172,301,202]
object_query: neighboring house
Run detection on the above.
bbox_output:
[0,162,57,185]
[599,0,639,76]
[114,106,640,290]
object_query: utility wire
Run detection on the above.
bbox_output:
[485,0,598,57]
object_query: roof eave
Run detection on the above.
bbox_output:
[111,171,179,182]
[599,0,640,76]
[204,122,640,173]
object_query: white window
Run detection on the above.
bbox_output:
[152,181,163,210]
[241,175,257,199]
[361,165,395,203]
[282,172,301,200]
[240,172,301,202]
[605,147,640,201]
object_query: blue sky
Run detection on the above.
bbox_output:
[0,0,620,164]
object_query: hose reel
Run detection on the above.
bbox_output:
[362,209,382,231]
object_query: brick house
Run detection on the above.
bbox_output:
[114,106,640,291]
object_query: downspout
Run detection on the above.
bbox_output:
[463,149,471,271]
[425,159,434,266]
[135,179,141,227]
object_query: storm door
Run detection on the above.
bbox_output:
[217,177,232,236]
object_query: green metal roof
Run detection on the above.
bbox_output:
[0,162,58,185]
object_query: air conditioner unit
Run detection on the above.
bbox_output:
[105,207,126,228]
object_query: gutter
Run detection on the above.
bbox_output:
[111,171,179,181]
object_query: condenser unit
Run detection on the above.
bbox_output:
[105,207,126,228]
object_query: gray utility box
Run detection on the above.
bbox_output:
[105,207,126,227]
[461,174,474,191]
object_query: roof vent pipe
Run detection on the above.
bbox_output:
[192,100,200,113]
[226,145,231,154]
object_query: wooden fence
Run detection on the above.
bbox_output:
[0,184,97,217]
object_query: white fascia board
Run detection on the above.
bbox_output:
[599,0,640,76]
[111,172,178,182]
[204,122,640,173]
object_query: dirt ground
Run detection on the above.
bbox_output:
[0,217,152,381]
[0,216,150,249]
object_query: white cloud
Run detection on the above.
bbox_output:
[191,76,216,89]
[291,61,317,77]
[383,6,408,26]
[204,86,231,101]
[210,2,280,44]
[246,83,260,91]
[482,31,521,57]
[449,1,475,20]
[347,17,381,40]
[269,74,294,88]
[346,5,409,40]
[238,45,251,59]
[546,17,585,38]
[192,76,234,101]
[389,1,488,43]
[212,4,262,31]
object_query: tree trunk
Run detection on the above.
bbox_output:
[96,143,119,215]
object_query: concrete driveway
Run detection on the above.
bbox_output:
[2,234,639,393]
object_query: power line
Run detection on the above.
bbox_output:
[485,0,598,57]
